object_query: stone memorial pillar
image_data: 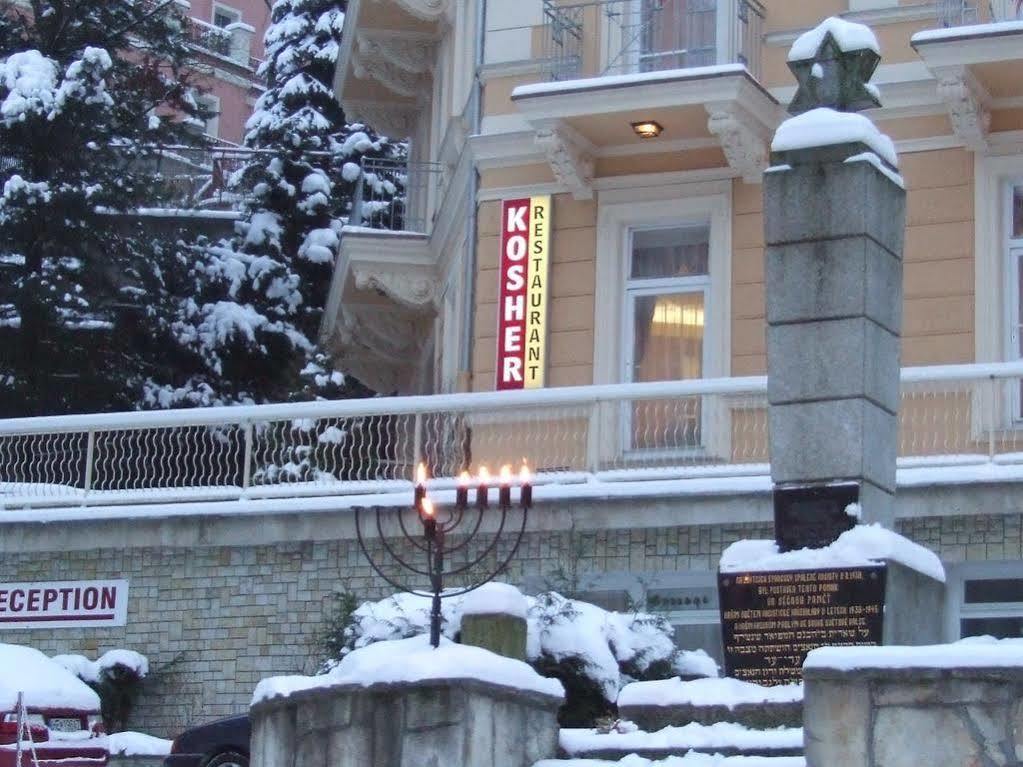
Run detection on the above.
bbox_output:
[716,17,945,686]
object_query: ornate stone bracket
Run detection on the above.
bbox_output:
[535,124,594,200]
[706,103,769,184]
[350,261,438,313]
[372,0,450,23]
[357,30,437,75]
[935,66,991,152]
[343,100,419,138]
[352,48,425,98]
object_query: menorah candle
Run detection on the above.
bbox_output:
[520,463,532,508]
[477,466,490,510]
[420,497,437,537]
[414,463,427,512]
[499,465,512,508]
[456,471,470,509]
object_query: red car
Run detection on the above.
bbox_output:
[0,643,107,767]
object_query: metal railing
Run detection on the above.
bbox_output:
[541,0,764,81]
[185,17,233,58]
[348,157,444,234]
[2,361,1023,511]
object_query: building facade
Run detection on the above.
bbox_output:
[3,0,1023,738]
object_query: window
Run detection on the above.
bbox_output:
[950,563,1023,640]
[639,0,717,72]
[626,225,710,450]
[212,3,241,27]
[594,186,731,461]
[195,94,220,138]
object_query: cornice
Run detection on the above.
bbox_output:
[934,65,991,151]
[534,122,595,200]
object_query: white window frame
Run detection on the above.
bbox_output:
[1004,180,1023,420]
[593,183,731,464]
[946,561,1023,642]
[601,0,729,75]
[212,2,242,27]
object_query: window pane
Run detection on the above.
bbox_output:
[961,616,1023,638]
[1014,185,1023,239]
[631,226,709,279]
[964,578,1023,603]
[631,292,703,449]
[640,0,717,72]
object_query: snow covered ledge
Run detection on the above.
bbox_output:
[249,636,563,767]
[802,638,1023,767]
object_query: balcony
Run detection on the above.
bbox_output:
[2,362,1023,515]
[185,17,259,72]
[541,0,765,81]
[320,157,446,394]
[913,0,1023,150]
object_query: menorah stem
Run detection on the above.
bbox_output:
[429,526,445,648]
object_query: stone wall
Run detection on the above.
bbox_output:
[0,496,1021,737]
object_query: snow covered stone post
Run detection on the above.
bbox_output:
[717,17,946,687]
[459,583,529,661]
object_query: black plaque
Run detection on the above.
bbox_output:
[774,484,858,552]
[718,565,886,686]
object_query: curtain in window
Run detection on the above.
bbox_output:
[639,0,717,72]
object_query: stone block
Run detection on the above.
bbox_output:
[803,678,870,767]
[618,701,803,732]
[767,317,899,412]
[461,613,528,660]
[873,706,980,767]
[250,705,296,767]
[881,561,945,647]
[769,399,897,491]
[857,481,895,530]
[765,236,903,332]
[764,147,907,257]
[404,685,462,730]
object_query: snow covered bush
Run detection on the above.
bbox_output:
[52,650,148,733]
[322,588,718,726]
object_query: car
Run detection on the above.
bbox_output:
[163,714,249,767]
[0,643,108,767]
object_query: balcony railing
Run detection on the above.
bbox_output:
[348,157,444,234]
[936,0,1023,26]
[541,0,764,81]
[1,361,1023,512]
[186,17,233,58]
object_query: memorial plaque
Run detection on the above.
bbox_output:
[773,484,858,552]
[718,565,886,686]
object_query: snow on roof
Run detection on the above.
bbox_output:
[788,17,880,62]
[805,636,1023,672]
[512,64,748,99]
[772,108,898,167]
[535,754,806,767]
[461,582,528,619]
[719,524,945,582]
[560,721,803,757]
[618,676,802,709]
[912,19,1023,44]
[0,644,100,712]
[251,635,564,705]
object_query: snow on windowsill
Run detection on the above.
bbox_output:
[788,17,880,62]
[912,19,1023,44]
[618,676,802,709]
[251,635,564,706]
[719,524,945,582]
[772,108,898,167]
[560,721,803,756]
[512,64,748,99]
[805,636,1023,672]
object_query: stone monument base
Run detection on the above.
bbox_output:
[250,676,562,767]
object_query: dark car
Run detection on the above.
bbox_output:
[164,714,249,767]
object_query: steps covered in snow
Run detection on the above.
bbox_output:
[536,754,805,767]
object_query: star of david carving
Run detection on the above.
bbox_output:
[788,32,881,116]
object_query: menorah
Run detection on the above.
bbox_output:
[355,463,533,647]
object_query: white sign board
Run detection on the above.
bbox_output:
[0,579,128,629]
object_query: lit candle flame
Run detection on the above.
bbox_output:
[458,470,471,486]
[520,462,531,483]
[500,464,512,485]
[416,463,427,485]
[479,466,490,483]
[421,497,434,518]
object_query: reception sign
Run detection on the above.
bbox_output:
[0,579,129,629]
[496,196,550,390]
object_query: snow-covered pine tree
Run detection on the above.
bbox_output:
[0,0,210,417]
[154,0,404,409]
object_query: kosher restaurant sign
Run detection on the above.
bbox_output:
[0,579,129,629]
[496,196,550,390]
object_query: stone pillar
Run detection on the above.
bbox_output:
[459,582,529,661]
[765,141,905,544]
[226,22,255,66]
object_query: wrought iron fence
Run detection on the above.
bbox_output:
[2,362,1023,511]
[348,157,444,234]
[541,0,764,81]
[935,0,979,26]
[185,17,233,58]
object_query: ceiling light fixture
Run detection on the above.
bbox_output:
[631,120,664,139]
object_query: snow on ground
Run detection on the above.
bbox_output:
[0,643,99,712]
[535,755,805,767]
[252,635,565,704]
[618,677,801,709]
[719,524,945,582]
[772,109,897,167]
[560,722,803,756]
[805,635,1023,671]
[102,732,172,756]
[788,16,879,61]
